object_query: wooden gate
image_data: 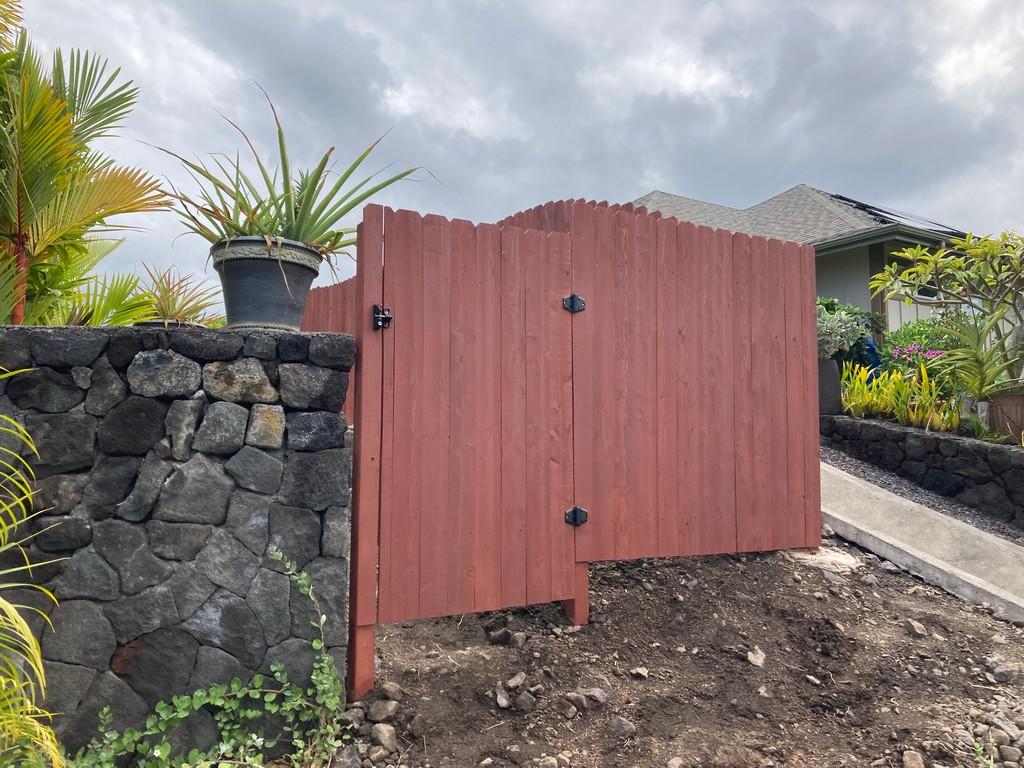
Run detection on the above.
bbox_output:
[303,200,821,698]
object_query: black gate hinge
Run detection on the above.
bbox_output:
[562,293,586,313]
[564,506,588,526]
[372,304,392,330]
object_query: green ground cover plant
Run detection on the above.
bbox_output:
[67,550,348,768]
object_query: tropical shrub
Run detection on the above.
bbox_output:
[817,301,866,360]
[882,317,957,372]
[841,362,961,432]
[0,369,62,767]
[816,297,885,335]
[816,297,882,368]
[0,0,168,325]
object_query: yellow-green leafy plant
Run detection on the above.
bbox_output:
[841,363,960,432]
[140,264,222,329]
[0,368,62,767]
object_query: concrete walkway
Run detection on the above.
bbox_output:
[820,463,1024,623]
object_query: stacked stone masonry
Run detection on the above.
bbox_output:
[821,415,1024,529]
[0,326,355,752]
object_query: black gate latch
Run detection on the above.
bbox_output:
[564,506,588,526]
[372,304,392,330]
[562,293,586,313]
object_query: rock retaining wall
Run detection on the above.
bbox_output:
[0,325,355,752]
[820,415,1024,528]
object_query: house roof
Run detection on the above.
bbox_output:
[634,184,963,248]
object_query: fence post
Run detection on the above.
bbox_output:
[562,562,589,625]
[347,205,385,699]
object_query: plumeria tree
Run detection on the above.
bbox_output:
[870,232,1024,378]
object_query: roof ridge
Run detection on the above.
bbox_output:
[641,189,744,213]
[633,184,933,245]
[796,184,880,229]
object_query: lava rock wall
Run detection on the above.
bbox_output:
[0,326,354,752]
[821,415,1024,528]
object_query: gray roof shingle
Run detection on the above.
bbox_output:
[634,184,931,245]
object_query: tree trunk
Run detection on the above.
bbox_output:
[10,235,25,324]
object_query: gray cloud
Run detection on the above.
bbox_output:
[24,0,1024,288]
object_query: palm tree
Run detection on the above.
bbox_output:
[0,2,168,325]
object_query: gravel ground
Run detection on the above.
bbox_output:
[820,444,1024,547]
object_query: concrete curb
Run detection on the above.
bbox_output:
[820,464,1024,624]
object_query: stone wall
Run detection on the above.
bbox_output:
[0,325,355,752]
[821,415,1024,528]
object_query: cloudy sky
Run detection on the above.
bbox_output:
[24,0,1024,287]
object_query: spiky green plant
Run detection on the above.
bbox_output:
[141,264,221,328]
[933,309,1022,403]
[163,89,418,260]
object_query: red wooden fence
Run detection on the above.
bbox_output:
[302,275,358,420]
[302,200,821,697]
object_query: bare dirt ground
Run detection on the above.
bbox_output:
[348,536,1024,768]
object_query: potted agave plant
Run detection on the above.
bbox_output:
[164,95,417,330]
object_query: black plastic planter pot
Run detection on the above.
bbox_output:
[211,236,322,330]
[818,357,842,415]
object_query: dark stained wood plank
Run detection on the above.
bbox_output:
[417,214,453,619]
[500,226,528,607]
[473,223,504,610]
[377,208,423,623]
[447,218,478,613]
[524,228,550,603]
[624,210,658,558]
[782,240,809,548]
[801,244,823,547]
[732,233,756,553]
[655,217,680,557]
[695,228,736,554]
[745,236,789,551]
[674,221,701,555]
[546,231,575,599]
[348,205,385,697]
[569,201,597,563]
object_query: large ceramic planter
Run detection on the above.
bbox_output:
[818,358,842,415]
[988,392,1024,439]
[211,236,322,330]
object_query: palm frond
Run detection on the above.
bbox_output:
[0,33,77,243]
[50,46,138,145]
[28,164,167,258]
[0,0,21,51]
[55,272,154,327]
